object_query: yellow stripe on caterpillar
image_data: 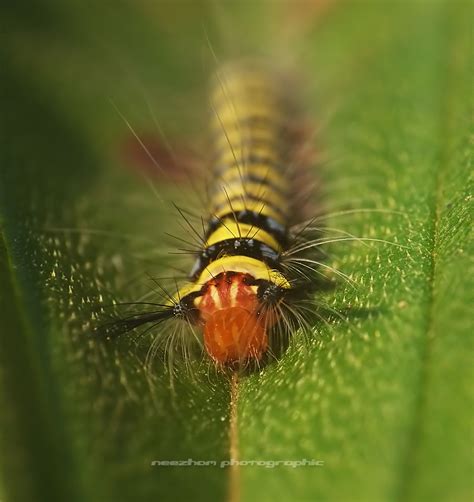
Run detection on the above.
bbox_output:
[171,255,291,307]
[218,164,288,191]
[211,104,281,130]
[212,181,288,212]
[211,72,279,103]
[212,198,286,225]
[205,219,282,252]
[214,145,280,168]
[198,255,291,290]
[212,126,279,152]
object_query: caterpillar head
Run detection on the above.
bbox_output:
[196,272,285,364]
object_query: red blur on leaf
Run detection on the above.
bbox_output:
[120,132,200,183]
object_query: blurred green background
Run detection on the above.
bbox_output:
[0,1,472,501]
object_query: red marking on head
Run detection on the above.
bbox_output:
[198,273,271,364]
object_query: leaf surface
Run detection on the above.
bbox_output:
[0,1,471,501]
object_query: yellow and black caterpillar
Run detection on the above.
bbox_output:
[110,63,319,365]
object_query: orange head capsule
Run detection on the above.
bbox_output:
[198,273,269,364]
[204,307,267,364]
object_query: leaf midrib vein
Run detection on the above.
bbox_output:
[396,4,457,500]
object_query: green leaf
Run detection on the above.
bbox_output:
[238,3,473,501]
[0,1,471,502]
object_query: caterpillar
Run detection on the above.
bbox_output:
[107,62,321,366]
